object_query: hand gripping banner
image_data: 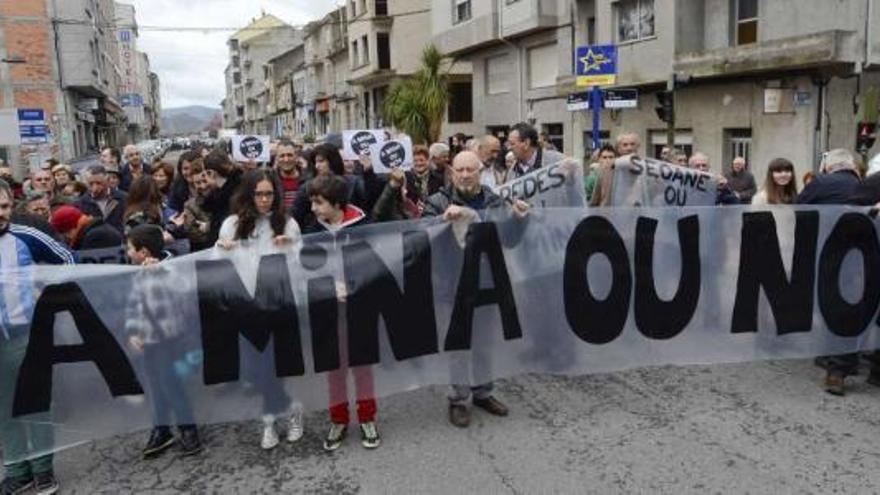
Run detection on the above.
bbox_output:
[1,206,879,463]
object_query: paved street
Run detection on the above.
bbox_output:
[25,359,880,493]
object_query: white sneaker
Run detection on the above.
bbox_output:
[287,410,303,443]
[261,415,279,450]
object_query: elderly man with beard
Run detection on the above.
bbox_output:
[0,179,74,495]
[423,151,529,428]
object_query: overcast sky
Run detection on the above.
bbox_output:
[126,0,340,109]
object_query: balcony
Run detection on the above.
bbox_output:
[675,30,859,80]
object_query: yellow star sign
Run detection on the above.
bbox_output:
[577,47,616,87]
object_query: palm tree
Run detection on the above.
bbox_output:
[384,45,450,145]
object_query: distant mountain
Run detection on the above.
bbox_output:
[161,106,222,136]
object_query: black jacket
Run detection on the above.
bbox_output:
[797,169,861,205]
[202,171,242,245]
[77,189,128,234]
[301,204,369,234]
[119,162,153,192]
[78,219,124,250]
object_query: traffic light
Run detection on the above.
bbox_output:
[857,122,876,153]
[655,91,674,123]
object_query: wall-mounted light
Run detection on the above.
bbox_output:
[1,55,26,64]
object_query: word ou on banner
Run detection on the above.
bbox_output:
[2,205,879,463]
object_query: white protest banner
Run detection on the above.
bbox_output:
[493,160,586,207]
[342,129,385,160]
[368,136,413,173]
[231,135,271,163]
[4,206,879,464]
[610,156,718,206]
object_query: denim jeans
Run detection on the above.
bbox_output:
[0,332,54,478]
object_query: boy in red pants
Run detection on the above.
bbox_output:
[303,174,379,451]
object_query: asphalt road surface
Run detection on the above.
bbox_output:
[6,359,879,493]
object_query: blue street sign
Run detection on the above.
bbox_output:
[575,45,618,87]
[18,109,45,123]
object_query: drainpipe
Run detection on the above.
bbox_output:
[866,0,874,70]
[496,0,524,123]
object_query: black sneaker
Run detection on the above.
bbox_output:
[0,475,34,495]
[143,427,176,459]
[323,423,347,452]
[33,471,59,495]
[179,426,203,457]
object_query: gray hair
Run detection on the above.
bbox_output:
[429,142,450,158]
[822,148,856,173]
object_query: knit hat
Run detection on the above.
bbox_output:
[51,205,84,234]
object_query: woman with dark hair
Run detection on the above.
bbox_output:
[151,161,175,198]
[752,158,798,205]
[216,168,303,450]
[202,149,243,245]
[123,176,164,234]
[168,150,199,212]
[291,143,369,226]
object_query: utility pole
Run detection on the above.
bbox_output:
[666,74,676,150]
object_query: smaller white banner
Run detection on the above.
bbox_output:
[231,135,270,163]
[368,136,413,173]
[610,156,718,207]
[342,130,386,160]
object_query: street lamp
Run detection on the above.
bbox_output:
[1,55,26,64]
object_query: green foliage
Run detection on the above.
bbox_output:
[384,45,450,144]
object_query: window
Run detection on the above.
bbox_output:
[375,0,388,16]
[587,17,596,45]
[377,32,391,70]
[454,0,472,24]
[617,0,655,43]
[542,123,564,152]
[233,72,241,84]
[361,35,370,64]
[486,55,512,94]
[724,128,752,169]
[351,41,359,68]
[528,43,558,89]
[734,0,758,45]
[649,130,693,160]
[448,81,473,123]
[350,0,356,17]
[487,125,511,144]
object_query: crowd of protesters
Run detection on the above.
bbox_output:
[2,121,880,494]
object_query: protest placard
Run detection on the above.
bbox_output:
[368,136,413,173]
[231,135,270,163]
[342,130,385,160]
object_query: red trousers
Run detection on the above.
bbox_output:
[328,302,377,424]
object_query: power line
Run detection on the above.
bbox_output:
[48,8,431,33]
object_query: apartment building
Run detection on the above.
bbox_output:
[0,0,159,172]
[224,14,299,134]
[349,0,475,137]
[116,3,159,143]
[559,0,880,181]
[265,42,304,138]
[302,7,358,137]
[432,0,574,151]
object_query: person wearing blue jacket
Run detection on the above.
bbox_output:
[0,179,74,495]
